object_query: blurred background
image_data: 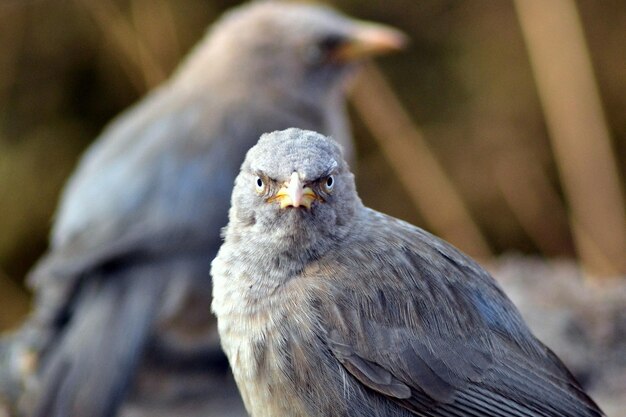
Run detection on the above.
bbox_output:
[0,0,625,413]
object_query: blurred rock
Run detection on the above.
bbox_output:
[490,255,626,417]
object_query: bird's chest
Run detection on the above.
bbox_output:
[213,273,320,417]
[217,294,282,378]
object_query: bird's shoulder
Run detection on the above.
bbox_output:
[316,208,526,340]
[306,207,539,364]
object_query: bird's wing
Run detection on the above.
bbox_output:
[46,87,229,263]
[24,87,222,346]
[321,211,603,417]
[28,261,168,417]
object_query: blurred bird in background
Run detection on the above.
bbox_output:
[0,2,405,417]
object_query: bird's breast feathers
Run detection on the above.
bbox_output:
[213,258,325,417]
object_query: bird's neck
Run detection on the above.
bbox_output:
[220,208,361,297]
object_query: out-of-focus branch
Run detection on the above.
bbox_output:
[351,63,493,259]
[130,0,182,68]
[74,0,167,93]
[514,0,626,277]
[494,151,573,257]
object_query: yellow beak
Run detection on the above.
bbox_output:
[272,172,317,209]
[333,22,408,62]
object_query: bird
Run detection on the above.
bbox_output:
[211,128,606,417]
[0,3,406,417]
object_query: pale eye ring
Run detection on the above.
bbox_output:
[323,175,335,192]
[255,176,265,193]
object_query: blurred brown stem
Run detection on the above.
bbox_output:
[514,0,626,277]
[351,64,492,259]
[130,0,182,68]
[75,0,167,93]
[494,151,573,257]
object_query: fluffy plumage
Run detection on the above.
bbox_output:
[212,128,605,417]
[1,3,404,417]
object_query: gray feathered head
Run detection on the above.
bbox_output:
[228,128,361,247]
[177,2,406,103]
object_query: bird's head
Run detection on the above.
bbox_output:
[229,128,360,246]
[181,2,406,104]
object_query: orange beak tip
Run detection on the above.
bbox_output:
[338,23,409,61]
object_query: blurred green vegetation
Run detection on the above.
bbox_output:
[0,0,624,328]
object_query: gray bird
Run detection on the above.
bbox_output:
[1,3,405,417]
[212,128,605,417]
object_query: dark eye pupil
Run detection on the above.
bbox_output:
[319,35,344,52]
[326,176,333,187]
[306,35,346,65]
[256,178,263,187]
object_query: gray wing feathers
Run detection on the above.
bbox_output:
[26,87,228,350]
[30,263,167,417]
[327,331,411,399]
[327,301,602,417]
[323,212,603,417]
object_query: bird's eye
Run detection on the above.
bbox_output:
[304,35,346,65]
[255,176,265,193]
[318,35,345,53]
[323,175,335,192]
